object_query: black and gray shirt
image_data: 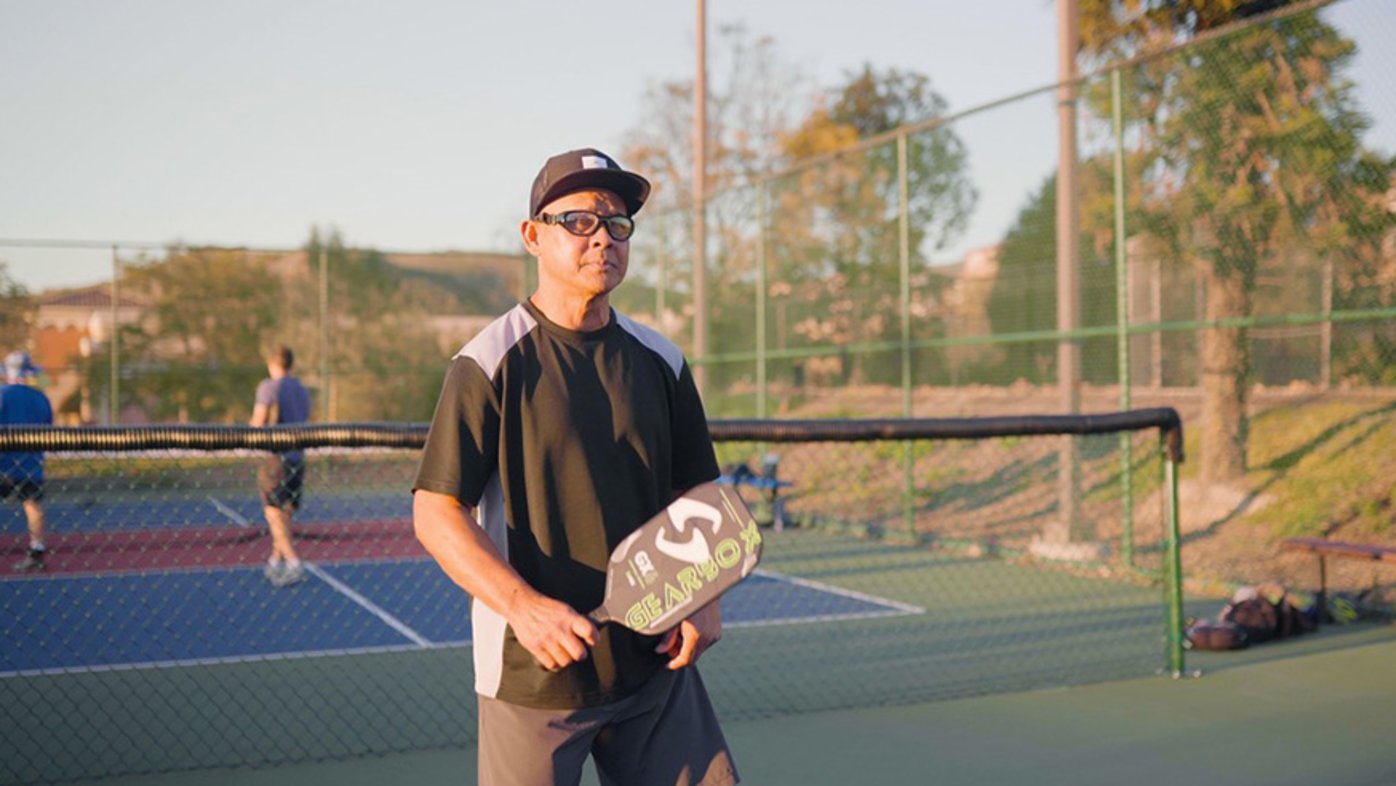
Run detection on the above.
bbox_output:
[413,299,719,709]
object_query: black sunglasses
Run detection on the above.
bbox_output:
[534,210,635,241]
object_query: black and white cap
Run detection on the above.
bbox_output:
[529,148,651,218]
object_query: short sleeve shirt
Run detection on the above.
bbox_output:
[0,384,53,483]
[255,375,312,461]
[413,300,719,709]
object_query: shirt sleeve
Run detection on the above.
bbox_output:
[413,356,501,506]
[254,379,277,407]
[669,360,720,492]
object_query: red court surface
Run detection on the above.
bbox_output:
[2,520,423,577]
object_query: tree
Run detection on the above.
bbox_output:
[82,230,509,424]
[111,248,283,422]
[299,228,459,422]
[619,42,976,396]
[623,24,810,214]
[0,262,34,353]
[987,164,1123,386]
[987,176,1062,384]
[774,65,977,384]
[620,25,813,398]
[1078,0,1394,486]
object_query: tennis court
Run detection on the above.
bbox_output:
[1,494,920,676]
[0,415,1325,785]
[41,616,1396,785]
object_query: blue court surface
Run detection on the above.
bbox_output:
[0,492,410,533]
[1,561,921,676]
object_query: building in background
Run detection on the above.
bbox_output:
[32,284,148,425]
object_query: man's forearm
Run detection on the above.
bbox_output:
[413,490,598,670]
[412,490,540,618]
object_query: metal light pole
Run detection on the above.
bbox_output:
[1048,0,1087,551]
[692,0,708,395]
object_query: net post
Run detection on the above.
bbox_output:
[1162,427,1186,677]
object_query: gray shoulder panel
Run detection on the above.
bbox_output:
[455,304,538,379]
[614,311,685,379]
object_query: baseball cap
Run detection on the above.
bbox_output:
[4,351,39,380]
[529,148,651,218]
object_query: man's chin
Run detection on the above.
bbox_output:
[579,266,624,290]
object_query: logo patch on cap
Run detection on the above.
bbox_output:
[581,155,611,170]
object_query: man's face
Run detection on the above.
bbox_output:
[524,189,630,300]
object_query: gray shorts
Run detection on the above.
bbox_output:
[477,666,737,786]
[257,455,304,509]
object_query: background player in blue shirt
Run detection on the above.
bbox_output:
[2,351,54,573]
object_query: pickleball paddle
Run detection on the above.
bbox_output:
[589,482,763,635]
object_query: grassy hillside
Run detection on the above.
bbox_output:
[1177,395,1396,598]
[745,385,1396,600]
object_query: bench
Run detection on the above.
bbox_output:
[1279,537,1396,620]
[717,459,793,531]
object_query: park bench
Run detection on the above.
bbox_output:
[717,454,793,531]
[1279,536,1396,620]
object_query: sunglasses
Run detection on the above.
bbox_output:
[534,210,635,242]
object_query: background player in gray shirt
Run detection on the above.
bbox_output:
[250,345,312,587]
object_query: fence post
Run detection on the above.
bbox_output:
[1320,257,1332,389]
[319,245,330,423]
[109,245,120,425]
[1112,68,1135,568]
[656,213,667,332]
[898,132,915,539]
[757,183,768,419]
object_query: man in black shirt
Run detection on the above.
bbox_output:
[413,148,736,785]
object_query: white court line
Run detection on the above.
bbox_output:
[0,641,462,680]
[726,609,914,629]
[753,567,926,616]
[0,563,921,679]
[207,496,254,526]
[207,495,434,648]
[303,563,433,648]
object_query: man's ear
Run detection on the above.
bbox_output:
[520,219,541,254]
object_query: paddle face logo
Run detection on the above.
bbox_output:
[654,497,723,564]
[622,512,763,633]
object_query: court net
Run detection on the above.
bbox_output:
[0,411,1183,783]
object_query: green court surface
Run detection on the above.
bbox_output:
[71,625,1396,786]
[7,524,1187,783]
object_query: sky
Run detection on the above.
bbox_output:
[1,0,1392,293]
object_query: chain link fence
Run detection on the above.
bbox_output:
[2,4,1390,431]
[1,1,1394,781]
[618,0,1394,417]
[1,414,1182,783]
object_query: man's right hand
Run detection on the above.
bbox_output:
[412,490,598,671]
[506,590,598,671]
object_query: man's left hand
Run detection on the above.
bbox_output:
[655,598,722,669]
